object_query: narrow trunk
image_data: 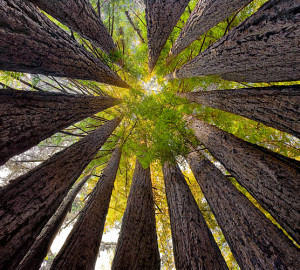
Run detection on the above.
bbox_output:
[167,0,300,82]
[27,0,117,55]
[0,0,129,88]
[162,162,228,270]
[170,0,253,56]
[16,173,92,270]
[179,85,300,138]
[0,88,120,166]
[125,11,145,44]
[0,118,121,270]
[145,0,190,71]
[188,152,300,270]
[112,160,160,270]
[187,116,300,244]
[50,147,121,270]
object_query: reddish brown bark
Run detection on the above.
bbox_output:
[112,160,160,270]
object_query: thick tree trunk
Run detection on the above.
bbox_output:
[162,162,228,270]
[0,118,121,270]
[167,0,300,83]
[16,173,92,270]
[145,0,190,71]
[179,85,300,138]
[0,0,129,88]
[187,116,300,244]
[112,160,160,270]
[50,147,121,270]
[170,0,253,56]
[188,152,300,270]
[0,88,120,166]
[27,0,117,55]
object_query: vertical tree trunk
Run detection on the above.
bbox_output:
[0,88,120,166]
[167,0,300,82]
[50,147,121,270]
[111,160,161,270]
[162,162,228,270]
[0,0,129,88]
[0,118,121,270]
[145,0,190,71]
[125,11,146,44]
[170,0,253,56]
[179,85,300,138]
[27,0,117,55]
[188,152,300,270]
[16,173,92,270]
[187,116,300,244]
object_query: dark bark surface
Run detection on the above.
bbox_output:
[162,162,228,270]
[188,116,300,244]
[0,0,129,88]
[167,0,300,82]
[170,0,253,56]
[188,152,300,270]
[27,0,116,55]
[16,173,92,270]
[50,147,121,270]
[145,0,190,71]
[112,160,160,270]
[0,88,120,166]
[0,118,120,270]
[179,85,300,138]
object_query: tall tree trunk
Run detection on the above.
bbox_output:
[0,118,121,270]
[16,173,92,270]
[0,88,120,166]
[0,0,129,88]
[188,152,300,270]
[162,162,228,270]
[179,85,300,138]
[112,160,161,270]
[50,147,121,270]
[170,0,253,56]
[27,0,117,55]
[125,11,146,44]
[187,116,300,244]
[167,0,300,83]
[145,0,190,71]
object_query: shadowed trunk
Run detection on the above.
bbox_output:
[125,11,145,44]
[0,88,120,166]
[0,118,121,270]
[188,152,300,270]
[167,0,300,82]
[112,160,160,270]
[145,0,190,71]
[179,85,300,138]
[170,0,253,56]
[0,0,129,88]
[50,147,121,270]
[187,116,300,244]
[162,162,228,270]
[16,173,92,270]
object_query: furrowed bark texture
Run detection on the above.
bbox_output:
[27,0,117,54]
[188,117,300,244]
[0,88,120,166]
[112,160,160,270]
[16,173,92,270]
[162,162,228,270]
[50,147,121,270]
[168,0,300,82]
[170,0,253,56]
[0,0,129,88]
[0,118,120,270]
[179,85,300,138]
[145,0,190,71]
[188,152,300,270]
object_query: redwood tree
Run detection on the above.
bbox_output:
[0,118,121,270]
[112,160,161,270]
